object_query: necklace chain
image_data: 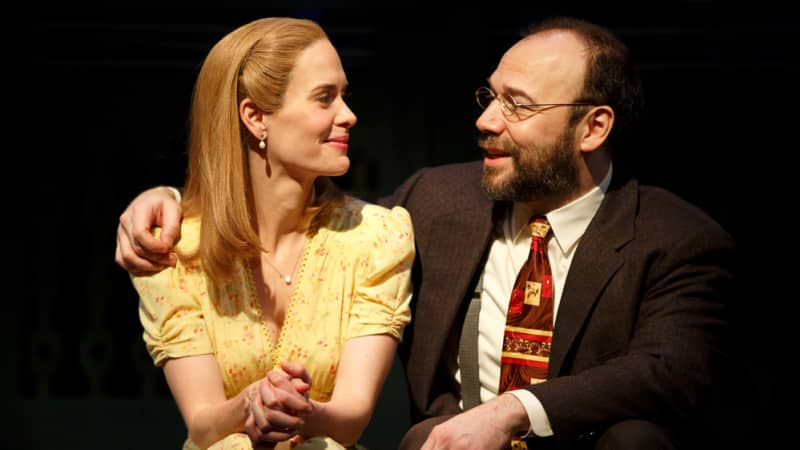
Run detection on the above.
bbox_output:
[262,238,306,285]
[260,187,315,285]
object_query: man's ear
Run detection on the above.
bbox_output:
[579,105,614,153]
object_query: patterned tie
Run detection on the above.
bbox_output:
[500,216,553,450]
[499,215,554,392]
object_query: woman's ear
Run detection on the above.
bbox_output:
[239,97,267,141]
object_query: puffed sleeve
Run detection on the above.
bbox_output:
[131,222,212,366]
[348,205,414,341]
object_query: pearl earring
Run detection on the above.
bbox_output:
[258,131,266,149]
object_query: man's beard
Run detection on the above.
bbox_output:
[480,125,579,203]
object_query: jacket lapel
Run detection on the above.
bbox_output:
[549,179,638,376]
[410,199,496,399]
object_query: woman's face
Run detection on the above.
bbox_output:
[264,39,357,179]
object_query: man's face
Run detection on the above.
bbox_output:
[479,122,579,202]
[476,31,588,203]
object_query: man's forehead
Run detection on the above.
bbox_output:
[491,33,585,94]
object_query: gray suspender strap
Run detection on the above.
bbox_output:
[458,274,483,410]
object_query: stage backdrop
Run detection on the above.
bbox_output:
[10,3,794,449]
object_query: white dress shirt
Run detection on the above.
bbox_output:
[455,165,611,437]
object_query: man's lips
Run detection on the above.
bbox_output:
[483,147,509,158]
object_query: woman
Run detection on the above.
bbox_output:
[130,17,414,450]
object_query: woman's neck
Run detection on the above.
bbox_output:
[252,177,315,252]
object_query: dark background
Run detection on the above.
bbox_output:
[8,2,793,449]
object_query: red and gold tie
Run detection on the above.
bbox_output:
[500,215,554,390]
[499,216,553,449]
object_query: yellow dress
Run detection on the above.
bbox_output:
[132,198,414,450]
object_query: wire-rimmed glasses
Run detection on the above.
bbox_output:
[475,86,594,120]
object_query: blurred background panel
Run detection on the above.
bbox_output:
[8,2,793,449]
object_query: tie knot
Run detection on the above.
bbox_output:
[529,215,551,239]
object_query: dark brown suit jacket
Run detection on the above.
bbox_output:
[380,161,735,449]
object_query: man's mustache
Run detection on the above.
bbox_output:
[477,133,516,154]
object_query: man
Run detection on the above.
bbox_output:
[117,17,734,450]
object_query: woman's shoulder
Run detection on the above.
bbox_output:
[134,217,202,284]
[131,217,203,285]
[341,196,411,227]
[324,197,412,242]
[172,216,201,255]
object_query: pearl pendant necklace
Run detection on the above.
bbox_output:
[261,239,305,285]
[262,256,299,285]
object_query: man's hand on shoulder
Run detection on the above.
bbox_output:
[115,186,183,275]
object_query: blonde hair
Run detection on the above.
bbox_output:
[180,17,344,283]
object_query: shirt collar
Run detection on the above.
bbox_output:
[509,163,613,255]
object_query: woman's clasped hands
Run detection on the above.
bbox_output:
[245,361,314,448]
